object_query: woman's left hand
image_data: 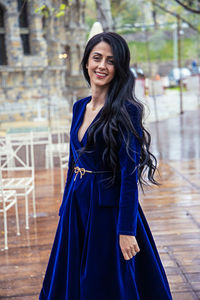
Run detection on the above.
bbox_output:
[119,234,140,260]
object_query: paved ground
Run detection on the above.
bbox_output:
[148,109,200,162]
[144,89,200,123]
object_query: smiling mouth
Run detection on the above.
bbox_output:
[95,72,107,78]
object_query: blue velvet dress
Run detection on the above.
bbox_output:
[39,96,172,300]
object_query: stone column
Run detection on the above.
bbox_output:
[64,0,89,98]
[79,0,86,28]
[4,1,23,66]
[28,0,47,59]
[70,45,80,76]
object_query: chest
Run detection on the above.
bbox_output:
[77,108,102,143]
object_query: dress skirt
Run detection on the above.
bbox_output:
[39,171,172,300]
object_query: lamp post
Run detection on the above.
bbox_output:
[177,16,183,114]
[172,18,188,115]
[172,23,178,68]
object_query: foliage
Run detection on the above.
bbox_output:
[173,0,200,13]
[149,30,167,52]
[144,0,200,32]
[85,0,97,29]
[34,0,85,18]
[111,0,143,30]
[85,0,144,31]
[35,3,65,18]
[128,37,198,64]
[109,0,200,34]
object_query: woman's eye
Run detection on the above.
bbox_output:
[108,60,114,65]
[93,56,100,61]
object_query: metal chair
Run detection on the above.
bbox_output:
[0,136,15,168]
[60,144,69,193]
[0,134,36,230]
[45,125,70,169]
[6,128,50,169]
[0,169,20,250]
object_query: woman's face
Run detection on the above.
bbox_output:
[86,41,115,90]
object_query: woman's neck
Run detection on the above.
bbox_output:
[90,85,108,109]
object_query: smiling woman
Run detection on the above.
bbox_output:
[77,42,115,142]
[39,32,172,300]
[86,42,115,88]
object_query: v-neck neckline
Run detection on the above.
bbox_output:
[77,96,103,145]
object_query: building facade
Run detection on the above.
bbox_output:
[0,0,88,126]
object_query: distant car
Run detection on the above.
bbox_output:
[168,67,191,86]
[130,67,145,78]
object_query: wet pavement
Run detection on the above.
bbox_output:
[149,109,200,162]
[142,108,200,299]
[144,89,200,123]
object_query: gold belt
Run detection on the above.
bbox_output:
[73,166,111,182]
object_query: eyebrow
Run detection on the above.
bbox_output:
[92,52,114,58]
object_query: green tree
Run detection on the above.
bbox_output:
[111,0,143,30]
[174,0,200,13]
[144,0,200,31]
[85,0,97,29]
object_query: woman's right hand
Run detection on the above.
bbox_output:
[119,234,140,260]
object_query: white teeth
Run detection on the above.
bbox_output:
[96,72,106,77]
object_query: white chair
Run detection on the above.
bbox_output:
[32,129,49,141]
[45,125,70,169]
[0,134,36,230]
[30,129,51,169]
[60,149,69,193]
[6,128,50,169]
[0,169,20,250]
[0,136,15,168]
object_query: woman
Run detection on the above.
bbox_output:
[40,32,172,300]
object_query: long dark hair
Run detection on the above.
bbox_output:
[80,32,159,189]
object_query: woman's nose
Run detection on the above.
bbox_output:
[98,59,106,68]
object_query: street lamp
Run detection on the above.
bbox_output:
[171,20,189,114]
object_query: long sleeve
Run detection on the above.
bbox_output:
[117,106,141,236]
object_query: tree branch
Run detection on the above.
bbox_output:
[151,0,200,33]
[173,0,200,14]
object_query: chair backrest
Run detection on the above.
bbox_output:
[0,137,14,166]
[0,161,9,210]
[1,134,34,175]
[7,128,50,146]
[32,130,51,148]
[0,166,3,198]
[50,124,71,145]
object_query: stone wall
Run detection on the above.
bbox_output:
[0,0,88,128]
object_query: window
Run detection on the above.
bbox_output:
[17,0,31,55]
[0,5,7,65]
